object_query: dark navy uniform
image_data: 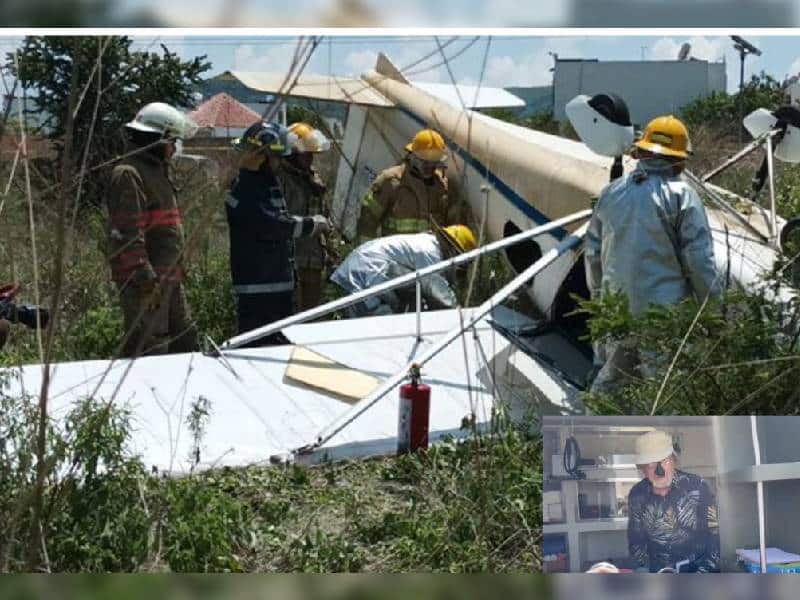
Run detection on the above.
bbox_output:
[225,166,316,346]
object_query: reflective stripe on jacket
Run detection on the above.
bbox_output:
[226,167,315,295]
[106,151,185,285]
[279,161,327,269]
[356,162,469,240]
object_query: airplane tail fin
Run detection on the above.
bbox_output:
[375,52,409,84]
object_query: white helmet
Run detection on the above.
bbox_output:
[287,121,331,153]
[125,102,198,140]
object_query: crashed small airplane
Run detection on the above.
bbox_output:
[4,53,799,472]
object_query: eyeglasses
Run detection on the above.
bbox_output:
[640,458,672,472]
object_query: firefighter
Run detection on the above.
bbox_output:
[356,128,470,242]
[585,115,721,394]
[279,121,331,311]
[106,102,199,357]
[226,121,330,346]
[331,224,477,318]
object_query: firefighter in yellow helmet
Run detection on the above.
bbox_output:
[278,121,332,311]
[585,114,721,394]
[356,128,471,242]
[331,224,476,318]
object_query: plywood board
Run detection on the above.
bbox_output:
[284,345,380,403]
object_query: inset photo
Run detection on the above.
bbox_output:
[543,416,800,574]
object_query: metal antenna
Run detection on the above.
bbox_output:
[731,36,763,144]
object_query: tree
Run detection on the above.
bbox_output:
[8,36,211,205]
[680,72,789,133]
[481,107,564,136]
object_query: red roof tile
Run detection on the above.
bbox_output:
[189,92,261,129]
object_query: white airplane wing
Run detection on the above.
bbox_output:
[4,307,589,473]
[227,70,395,107]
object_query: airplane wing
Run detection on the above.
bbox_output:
[226,70,395,107]
[4,307,589,472]
[223,68,526,110]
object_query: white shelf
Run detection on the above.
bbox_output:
[543,517,628,534]
[722,462,800,484]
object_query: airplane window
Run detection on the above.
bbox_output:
[503,221,542,273]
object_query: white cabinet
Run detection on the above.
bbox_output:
[718,416,800,572]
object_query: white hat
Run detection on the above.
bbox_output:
[586,561,619,574]
[635,430,674,465]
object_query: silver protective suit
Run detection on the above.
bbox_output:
[585,158,722,393]
[585,159,721,314]
[331,232,457,315]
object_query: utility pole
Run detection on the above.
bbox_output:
[731,36,762,144]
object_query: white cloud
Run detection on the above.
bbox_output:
[233,42,302,73]
[647,36,764,92]
[0,37,25,67]
[788,56,800,79]
[343,49,378,77]
[724,45,764,93]
[325,45,445,82]
[391,47,446,84]
[649,36,726,62]
[478,39,582,88]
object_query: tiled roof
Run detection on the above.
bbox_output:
[189,92,261,128]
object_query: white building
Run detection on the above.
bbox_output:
[553,59,727,127]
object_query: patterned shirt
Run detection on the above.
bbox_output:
[627,469,720,572]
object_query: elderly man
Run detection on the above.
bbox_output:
[627,430,719,573]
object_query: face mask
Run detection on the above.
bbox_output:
[639,156,681,173]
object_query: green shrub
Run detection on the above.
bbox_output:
[680,72,788,133]
[63,304,124,361]
[576,283,800,416]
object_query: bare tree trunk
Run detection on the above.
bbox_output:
[0,77,19,140]
[26,54,81,572]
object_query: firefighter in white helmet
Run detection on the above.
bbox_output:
[278,121,332,311]
[106,102,199,357]
[331,224,476,318]
[585,114,721,394]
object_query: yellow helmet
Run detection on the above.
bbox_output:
[405,128,447,162]
[634,115,691,159]
[443,225,477,253]
[287,121,331,153]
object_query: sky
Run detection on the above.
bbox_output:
[2,34,800,94]
[131,34,800,93]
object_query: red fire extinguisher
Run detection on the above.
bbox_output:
[397,363,431,455]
